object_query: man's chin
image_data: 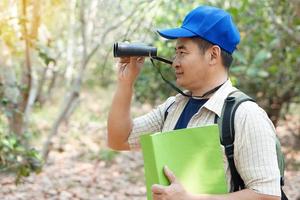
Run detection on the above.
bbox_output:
[176,80,185,88]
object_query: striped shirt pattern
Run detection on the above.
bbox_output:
[128,80,281,197]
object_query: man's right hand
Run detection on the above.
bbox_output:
[117,56,145,86]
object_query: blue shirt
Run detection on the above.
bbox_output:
[174,98,208,129]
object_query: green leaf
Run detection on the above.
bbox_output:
[233,51,247,65]
[19,166,30,177]
[98,149,118,162]
[229,76,238,86]
[231,65,247,73]
[1,98,9,106]
[246,67,257,77]
[257,70,269,78]
[269,38,280,49]
[267,65,279,74]
[1,139,9,146]
[227,7,239,18]
[253,50,271,66]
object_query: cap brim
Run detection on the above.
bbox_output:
[157,27,197,39]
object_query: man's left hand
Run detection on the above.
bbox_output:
[151,166,190,200]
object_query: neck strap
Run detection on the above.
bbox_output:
[149,57,226,98]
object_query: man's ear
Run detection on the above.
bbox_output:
[207,45,221,65]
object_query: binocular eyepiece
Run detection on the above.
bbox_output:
[113,42,157,57]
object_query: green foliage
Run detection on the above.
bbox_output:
[97,149,119,163]
[229,0,300,124]
[0,123,43,184]
[134,0,300,124]
[135,57,177,104]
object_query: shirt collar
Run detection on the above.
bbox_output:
[203,80,237,117]
[173,79,237,117]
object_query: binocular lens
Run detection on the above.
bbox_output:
[113,42,157,57]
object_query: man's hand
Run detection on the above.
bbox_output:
[117,56,145,85]
[150,166,281,200]
[152,166,190,200]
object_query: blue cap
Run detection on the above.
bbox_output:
[157,6,240,54]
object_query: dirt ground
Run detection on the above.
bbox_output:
[0,113,299,200]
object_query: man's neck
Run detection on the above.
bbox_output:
[191,76,228,97]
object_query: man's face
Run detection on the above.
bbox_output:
[172,38,210,91]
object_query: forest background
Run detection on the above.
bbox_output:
[0,0,299,199]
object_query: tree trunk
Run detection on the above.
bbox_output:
[42,0,89,161]
[0,62,20,133]
[267,99,283,127]
[42,90,80,159]
[11,0,33,136]
[42,0,147,161]
[46,69,58,100]
[35,65,49,105]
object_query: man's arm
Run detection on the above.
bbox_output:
[107,57,144,151]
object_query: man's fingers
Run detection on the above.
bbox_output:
[152,184,168,194]
[152,193,163,200]
[137,56,145,62]
[164,166,176,183]
[119,57,144,66]
[129,56,139,63]
[119,57,130,63]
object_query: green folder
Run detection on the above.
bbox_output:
[140,124,227,200]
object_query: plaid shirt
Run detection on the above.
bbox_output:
[128,80,281,197]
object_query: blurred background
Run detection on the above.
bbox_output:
[0,0,299,199]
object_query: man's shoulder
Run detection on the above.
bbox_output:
[234,100,274,131]
[155,96,177,114]
[235,100,266,118]
[233,98,276,149]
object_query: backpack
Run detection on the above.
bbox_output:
[164,90,288,199]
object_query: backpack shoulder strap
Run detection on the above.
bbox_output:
[216,90,288,199]
[217,90,255,192]
[164,101,175,122]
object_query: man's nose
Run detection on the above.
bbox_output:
[172,56,180,68]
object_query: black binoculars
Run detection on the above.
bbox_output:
[113,42,157,57]
[113,42,172,65]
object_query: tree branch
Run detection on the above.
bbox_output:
[268,7,300,44]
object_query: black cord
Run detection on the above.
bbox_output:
[149,57,225,98]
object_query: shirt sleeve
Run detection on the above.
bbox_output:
[128,96,175,150]
[234,101,281,197]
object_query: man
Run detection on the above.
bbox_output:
[107,5,281,200]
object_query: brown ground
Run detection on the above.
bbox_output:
[0,105,299,200]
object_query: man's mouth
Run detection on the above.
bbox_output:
[175,72,184,77]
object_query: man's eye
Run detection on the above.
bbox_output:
[173,51,186,59]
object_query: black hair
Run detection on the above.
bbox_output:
[192,37,233,69]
